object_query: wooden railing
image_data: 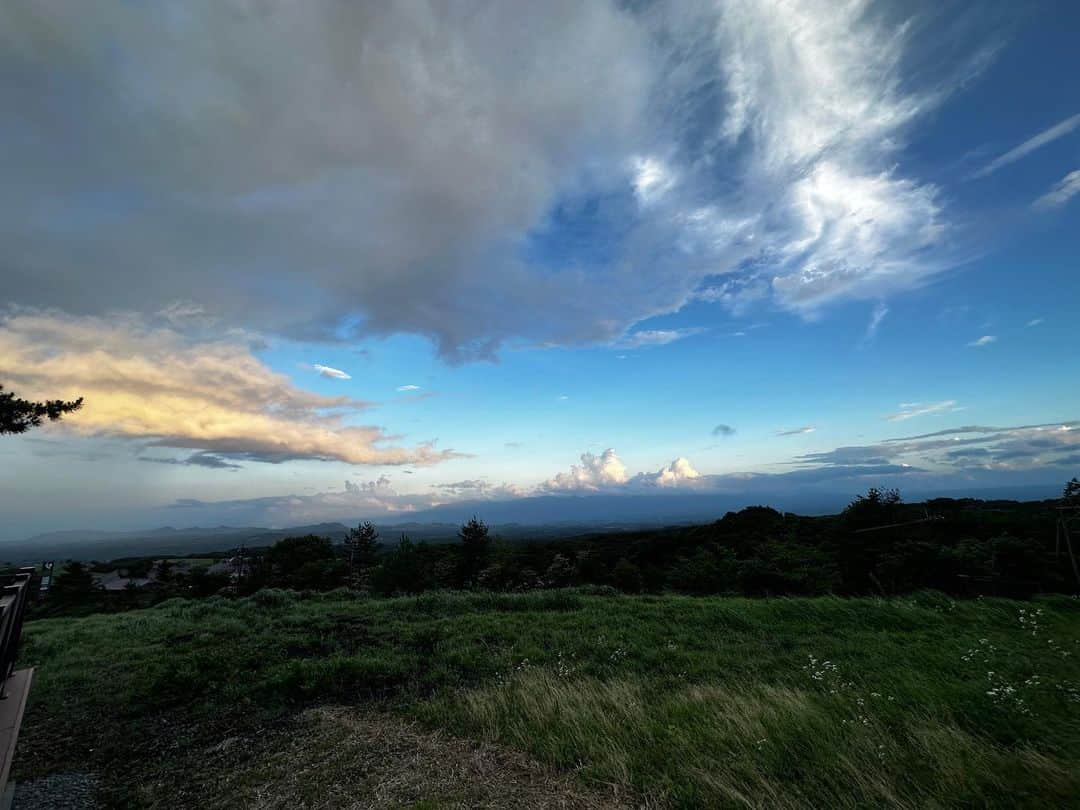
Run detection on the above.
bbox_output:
[0,569,32,698]
[0,566,35,803]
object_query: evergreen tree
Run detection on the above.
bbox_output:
[51,561,99,603]
[1064,478,1080,507]
[457,516,490,587]
[345,521,381,572]
[0,384,83,435]
[371,534,428,595]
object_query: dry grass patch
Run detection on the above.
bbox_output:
[175,706,633,810]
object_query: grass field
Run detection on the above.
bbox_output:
[13,589,1080,808]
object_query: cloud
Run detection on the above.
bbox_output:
[619,328,705,348]
[170,478,439,525]
[169,475,527,526]
[970,113,1080,179]
[862,303,889,344]
[1033,169,1080,210]
[967,335,996,347]
[541,449,628,492]
[800,420,1080,473]
[0,310,461,466]
[313,364,351,380]
[160,423,1080,525]
[345,476,392,495]
[138,452,242,470]
[631,156,676,205]
[777,426,816,436]
[1026,318,1044,327]
[631,457,702,489]
[0,1,986,360]
[712,424,736,438]
[431,479,526,499]
[396,385,422,392]
[886,400,960,422]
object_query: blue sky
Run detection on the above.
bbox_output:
[0,0,1077,538]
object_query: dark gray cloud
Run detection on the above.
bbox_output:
[712,424,736,437]
[0,1,989,360]
[795,421,1080,473]
[139,452,242,470]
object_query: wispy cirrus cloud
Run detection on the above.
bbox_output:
[967,335,997,347]
[619,328,705,348]
[970,113,1080,179]
[862,303,889,344]
[313,364,351,380]
[0,310,461,467]
[1033,169,1080,210]
[396,384,422,392]
[886,400,960,422]
[777,426,816,437]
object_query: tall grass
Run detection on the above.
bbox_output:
[15,590,1080,807]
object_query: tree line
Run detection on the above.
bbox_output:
[33,481,1080,613]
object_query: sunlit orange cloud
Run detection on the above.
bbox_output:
[0,310,461,466]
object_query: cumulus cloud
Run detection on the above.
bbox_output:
[1033,169,1080,210]
[313,364,351,380]
[541,449,628,492]
[712,424,736,437]
[777,426,816,436]
[970,113,1080,179]
[967,335,997,347]
[886,400,960,422]
[0,1,984,360]
[0,310,461,466]
[632,457,702,488]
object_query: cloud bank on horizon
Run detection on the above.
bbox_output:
[165,421,1080,526]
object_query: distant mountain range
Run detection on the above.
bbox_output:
[2,484,1062,563]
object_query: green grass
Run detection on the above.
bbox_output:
[14,589,1080,807]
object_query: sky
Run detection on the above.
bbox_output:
[1,0,1078,539]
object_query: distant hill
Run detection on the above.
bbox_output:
[3,483,1063,563]
[0,523,350,563]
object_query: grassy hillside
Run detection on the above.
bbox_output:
[14,589,1080,808]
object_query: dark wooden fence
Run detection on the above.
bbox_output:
[0,566,35,802]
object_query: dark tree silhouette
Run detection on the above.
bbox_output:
[0,384,83,435]
[345,521,381,573]
[371,534,429,595]
[457,516,490,587]
[1064,478,1080,507]
[264,534,345,590]
[51,561,100,603]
